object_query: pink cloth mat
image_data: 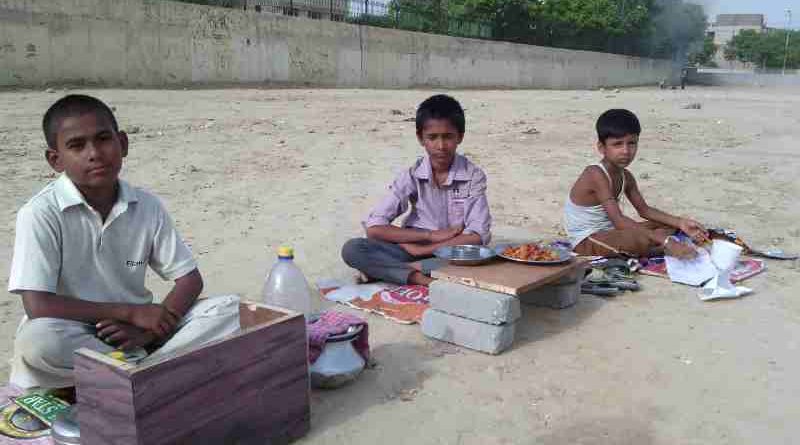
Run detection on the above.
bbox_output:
[308,310,369,365]
[639,257,766,283]
[319,280,430,325]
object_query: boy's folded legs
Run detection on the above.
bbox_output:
[12,296,241,389]
[575,221,677,257]
[342,238,437,285]
[12,317,115,389]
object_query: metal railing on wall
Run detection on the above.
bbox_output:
[173,0,658,57]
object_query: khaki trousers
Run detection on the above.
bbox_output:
[10,295,241,389]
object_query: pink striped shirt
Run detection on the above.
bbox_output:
[364,154,492,244]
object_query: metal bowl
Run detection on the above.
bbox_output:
[51,406,80,445]
[433,245,496,266]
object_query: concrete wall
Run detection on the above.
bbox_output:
[0,0,672,89]
[691,69,800,87]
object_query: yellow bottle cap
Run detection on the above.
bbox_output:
[108,351,126,361]
[277,246,294,258]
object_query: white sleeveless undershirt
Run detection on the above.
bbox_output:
[563,163,625,247]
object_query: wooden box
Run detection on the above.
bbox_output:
[74,302,310,445]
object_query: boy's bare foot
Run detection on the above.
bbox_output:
[49,386,77,404]
[408,271,434,286]
[665,238,697,259]
[355,272,377,284]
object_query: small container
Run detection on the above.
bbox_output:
[309,325,366,389]
[51,406,80,445]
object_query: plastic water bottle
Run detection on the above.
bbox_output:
[261,246,313,319]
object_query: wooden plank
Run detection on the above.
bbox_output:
[432,258,589,296]
[130,315,309,445]
[75,349,139,445]
[239,301,295,330]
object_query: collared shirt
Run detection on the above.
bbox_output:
[364,154,492,244]
[8,174,197,304]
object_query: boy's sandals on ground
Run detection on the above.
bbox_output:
[581,262,641,297]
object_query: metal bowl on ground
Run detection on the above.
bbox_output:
[309,324,366,389]
[51,406,80,445]
[433,245,496,266]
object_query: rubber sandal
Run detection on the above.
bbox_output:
[581,282,621,297]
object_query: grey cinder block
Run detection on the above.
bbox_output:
[421,309,515,355]
[517,264,585,309]
[429,280,521,325]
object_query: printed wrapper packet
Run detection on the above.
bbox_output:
[11,393,70,427]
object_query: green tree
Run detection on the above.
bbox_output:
[727,29,800,69]
[688,35,717,66]
[392,0,707,58]
[390,0,450,33]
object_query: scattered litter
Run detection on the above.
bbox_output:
[188,165,200,173]
[126,125,142,134]
[45,88,55,93]
[390,109,403,115]
[521,127,540,135]
[403,117,415,122]
[683,103,702,110]
[398,389,418,402]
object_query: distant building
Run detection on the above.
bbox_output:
[246,0,350,21]
[706,14,766,68]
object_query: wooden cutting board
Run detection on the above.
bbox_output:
[431,258,588,296]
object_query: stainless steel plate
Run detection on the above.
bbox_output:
[494,243,573,265]
[433,245,496,266]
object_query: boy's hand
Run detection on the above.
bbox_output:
[665,238,698,260]
[96,320,157,351]
[429,225,464,243]
[128,304,179,338]
[399,242,430,257]
[679,219,709,244]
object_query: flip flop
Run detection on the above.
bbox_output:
[581,282,621,297]
[585,266,641,292]
[747,248,799,260]
[607,280,641,291]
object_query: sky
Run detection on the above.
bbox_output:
[697,0,799,29]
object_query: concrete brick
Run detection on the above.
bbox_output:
[518,264,586,309]
[421,309,515,355]
[429,280,521,325]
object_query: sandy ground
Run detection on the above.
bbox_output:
[1,85,799,444]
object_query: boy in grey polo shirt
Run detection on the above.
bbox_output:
[7,95,238,390]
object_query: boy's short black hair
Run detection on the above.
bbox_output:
[596,109,641,143]
[416,94,465,134]
[42,94,119,149]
